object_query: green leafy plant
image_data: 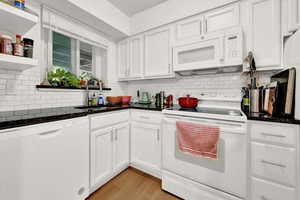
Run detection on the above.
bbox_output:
[48,68,81,88]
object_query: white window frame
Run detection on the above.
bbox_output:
[46,29,101,78]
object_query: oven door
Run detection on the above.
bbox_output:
[162,116,247,198]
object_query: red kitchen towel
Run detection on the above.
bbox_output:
[176,121,220,159]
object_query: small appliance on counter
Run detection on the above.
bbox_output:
[139,92,151,104]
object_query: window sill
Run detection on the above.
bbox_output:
[36,85,112,91]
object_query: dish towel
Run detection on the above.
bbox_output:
[176,121,220,159]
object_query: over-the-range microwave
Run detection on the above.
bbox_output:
[173,26,243,72]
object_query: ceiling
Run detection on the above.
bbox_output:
[108,0,168,16]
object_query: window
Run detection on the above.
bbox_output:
[79,42,93,75]
[52,32,73,72]
[49,31,105,78]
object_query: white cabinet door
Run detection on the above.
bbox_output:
[131,122,161,177]
[288,0,300,32]
[176,15,203,40]
[144,26,173,78]
[113,123,130,172]
[90,127,114,191]
[118,39,129,79]
[204,4,240,34]
[247,0,281,70]
[0,118,89,200]
[129,35,144,79]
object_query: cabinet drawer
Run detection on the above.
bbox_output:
[250,123,297,146]
[251,178,296,200]
[131,110,162,124]
[91,111,129,130]
[251,142,296,186]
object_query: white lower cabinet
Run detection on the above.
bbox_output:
[248,121,300,200]
[90,111,130,193]
[131,122,161,177]
[0,117,90,200]
[114,123,130,172]
[90,126,114,192]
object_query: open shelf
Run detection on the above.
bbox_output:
[0,2,38,34]
[0,54,38,71]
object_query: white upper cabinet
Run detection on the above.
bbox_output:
[175,3,240,42]
[118,35,143,80]
[246,0,281,71]
[176,15,204,41]
[288,0,300,32]
[144,26,174,78]
[204,4,240,34]
[129,35,144,79]
[118,39,129,79]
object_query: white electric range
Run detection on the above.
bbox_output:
[161,106,247,200]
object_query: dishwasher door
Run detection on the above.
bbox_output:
[162,116,247,198]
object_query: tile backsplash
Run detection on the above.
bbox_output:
[127,71,275,109]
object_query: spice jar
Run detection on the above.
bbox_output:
[0,35,13,55]
[23,38,34,58]
[13,34,23,57]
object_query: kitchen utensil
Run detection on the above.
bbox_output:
[121,96,132,105]
[106,96,122,106]
[178,95,199,108]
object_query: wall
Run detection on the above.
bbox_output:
[127,71,274,109]
[67,0,131,36]
[0,0,127,112]
[130,0,239,35]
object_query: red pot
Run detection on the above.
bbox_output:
[178,95,199,108]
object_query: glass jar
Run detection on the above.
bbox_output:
[0,35,13,55]
[14,34,23,57]
[23,38,34,58]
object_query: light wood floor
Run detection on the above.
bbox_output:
[87,167,181,200]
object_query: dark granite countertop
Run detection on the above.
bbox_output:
[247,112,300,125]
[0,104,163,131]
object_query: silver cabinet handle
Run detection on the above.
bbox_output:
[261,160,286,168]
[261,133,286,138]
[39,129,61,136]
[157,129,160,141]
[205,19,208,33]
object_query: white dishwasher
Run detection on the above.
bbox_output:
[0,117,89,200]
[161,107,247,200]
